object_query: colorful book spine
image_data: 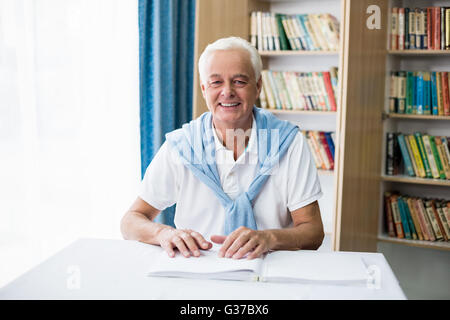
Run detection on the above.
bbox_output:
[396,133,415,176]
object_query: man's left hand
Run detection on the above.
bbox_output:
[211,226,274,260]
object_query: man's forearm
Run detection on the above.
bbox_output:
[265,222,324,251]
[120,211,173,245]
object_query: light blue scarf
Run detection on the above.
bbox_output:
[165,106,298,235]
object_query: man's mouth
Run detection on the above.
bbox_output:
[219,102,241,108]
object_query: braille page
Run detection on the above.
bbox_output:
[261,250,369,284]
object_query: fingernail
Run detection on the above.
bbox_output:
[184,252,190,257]
[225,252,232,258]
[194,250,200,257]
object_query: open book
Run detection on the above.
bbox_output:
[147,246,369,285]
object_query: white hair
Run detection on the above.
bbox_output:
[198,36,262,84]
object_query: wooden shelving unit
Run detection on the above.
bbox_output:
[379,0,450,252]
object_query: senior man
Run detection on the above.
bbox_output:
[121,37,324,260]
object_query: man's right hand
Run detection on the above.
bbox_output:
[156,228,212,258]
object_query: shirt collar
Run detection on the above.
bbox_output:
[212,114,258,156]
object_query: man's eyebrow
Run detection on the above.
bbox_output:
[233,74,250,79]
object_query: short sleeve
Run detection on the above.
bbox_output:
[286,132,323,212]
[139,141,180,211]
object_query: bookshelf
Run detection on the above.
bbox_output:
[193,0,390,253]
[381,0,450,252]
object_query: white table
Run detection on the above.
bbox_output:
[0,238,406,300]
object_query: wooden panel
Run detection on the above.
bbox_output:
[192,0,269,119]
[334,0,388,252]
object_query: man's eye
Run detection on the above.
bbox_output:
[234,80,246,85]
[210,81,222,86]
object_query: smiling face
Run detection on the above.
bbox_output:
[200,49,262,131]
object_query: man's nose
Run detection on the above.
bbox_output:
[220,81,235,97]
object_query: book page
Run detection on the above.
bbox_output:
[147,245,263,281]
[262,250,368,284]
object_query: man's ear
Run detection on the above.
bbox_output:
[200,81,207,99]
[256,76,262,96]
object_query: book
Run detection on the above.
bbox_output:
[435,136,450,179]
[424,200,444,241]
[397,133,415,176]
[429,136,446,179]
[422,134,440,178]
[414,132,432,178]
[390,194,404,238]
[147,246,369,285]
[415,198,436,241]
[407,134,426,177]
[384,192,396,237]
[406,197,424,240]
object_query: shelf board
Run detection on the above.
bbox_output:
[378,234,450,251]
[268,109,337,115]
[388,49,450,55]
[381,175,450,187]
[259,50,339,57]
[384,113,450,120]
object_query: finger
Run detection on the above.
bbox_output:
[172,236,190,258]
[190,231,213,250]
[180,233,201,257]
[246,244,266,260]
[218,230,241,258]
[210,235,226,244]
[224,233,251,258]
[160,240,175,258]
[232,238,257,259]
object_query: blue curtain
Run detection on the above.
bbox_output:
[139,0,196,226]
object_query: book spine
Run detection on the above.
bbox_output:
[397,71,407,113]
[307,131,326,169]
[407,198,424,240]
[397,133,415,176]
[384,193,397,237]
[422,134,440,178]
[398,197,412,239]
[446,8,450,49]
[435,136,450,179]
[389,71,398,113]
[275,14,289,50]
[408,134,426,177]
[442,72,450,116]
[440,136,450,179]
[319,131,334,170]
[402,196,418,239]
[322,72,337,111]
[431,72,439,115]
[430,200,447,241]
[435,202,450,240]
[409,9,416,49]
[414,132,432,178]
[325,132,335,160]
[391,8,398,49]
[430,136,446,179]
[416,198,436,241]
[303,131,322,169]
[425,200,444,240]
[398,8,405,50]
[427,7,433,50]
[434,7,441,50]
[390,195,404,238]
[386,133,395,175]
[404,133,419,176]
[416,71,424,114]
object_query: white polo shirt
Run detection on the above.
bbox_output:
[139,116,322,240]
